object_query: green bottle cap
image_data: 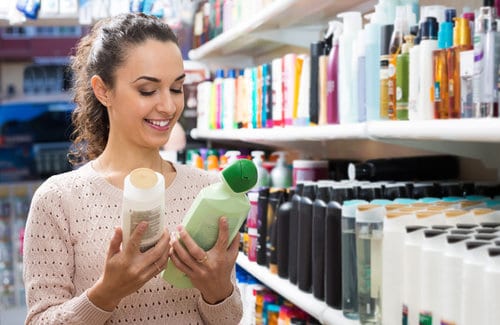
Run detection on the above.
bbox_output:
[221,159,258,193]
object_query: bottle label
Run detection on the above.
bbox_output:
[419,311,432,325]
[129,206,162,251]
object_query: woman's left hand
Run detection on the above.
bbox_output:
[169,217,238,304]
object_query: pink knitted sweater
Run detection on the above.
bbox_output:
[23,162,243,324]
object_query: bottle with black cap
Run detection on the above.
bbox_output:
[418,16,439,120]
[276,194,292,278]
[297,182,316,292]
[267,188,287,273]
[288,182,304,284]
[311,182,330,300]
[325,184,354,309]
[380,24,394,120]
[347,155,459,182]
[383,182,410,200]
[411,182,439,199]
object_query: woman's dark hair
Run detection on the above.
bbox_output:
[69,13,179,165]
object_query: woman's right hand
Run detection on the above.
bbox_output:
[87,221,170,311]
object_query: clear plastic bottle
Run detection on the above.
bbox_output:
[122,167,165,252]
[355,204,385,324]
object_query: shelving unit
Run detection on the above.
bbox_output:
[188,0,376,67]
[190,0,499,323]
[236,253,359,325]
[192,119,500,169]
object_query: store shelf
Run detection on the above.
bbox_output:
[191,119,500,168]
[188,0,376,66]
[236,253,359,325]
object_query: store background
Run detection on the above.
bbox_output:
[1,0,497,324]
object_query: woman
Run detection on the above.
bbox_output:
[23,13,242,324]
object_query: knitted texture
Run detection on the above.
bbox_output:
[23,162,243,324]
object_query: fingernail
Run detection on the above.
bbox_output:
[221,217,227,224]
[139,222,148,231]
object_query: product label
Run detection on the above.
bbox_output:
[129,206,162,251]
[419,311,432,325]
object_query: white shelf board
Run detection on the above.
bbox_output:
[366,119,500,143]
[192,119,500,144]
[191,124,368,143]
[188,0,377,62]
[236,253,359,325]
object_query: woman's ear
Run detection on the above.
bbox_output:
[91,75,110,107]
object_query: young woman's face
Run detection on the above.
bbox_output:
[106,39,185,150]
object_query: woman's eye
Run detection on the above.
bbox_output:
[170,88,183,94]
[139,90,156,96]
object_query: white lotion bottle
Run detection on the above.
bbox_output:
[122,167,165,252]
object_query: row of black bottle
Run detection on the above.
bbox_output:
[241,176,500,312]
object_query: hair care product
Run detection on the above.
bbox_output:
[418,17,439,120]
[277,199,292,278]
[270,152,292,188]
[162,159,257,288]
[341,199,368,319]
[312,183,329,300]
[122,168,165,252]
[288,182,304,284]
[297,182,316,292]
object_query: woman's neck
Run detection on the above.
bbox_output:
[94,146,174,189]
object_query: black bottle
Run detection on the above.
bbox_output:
[348,155,459,181]
[324,185,350,309]
[357,183,384,201]
[297,182,316,292]
[289,182,304,284]
[256,187,269,266]
[277,200,292,278]
[312,183,329,300]
[267,188,287,271]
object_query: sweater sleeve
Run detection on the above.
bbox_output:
[197,269,243,325]
[23,178,113,325]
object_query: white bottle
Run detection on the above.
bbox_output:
[270,151,292,188]
[122,168,165,252]
[417,16,438,120]
[222,69,236,129]
[337,11,362,124]
[250,150,270,188]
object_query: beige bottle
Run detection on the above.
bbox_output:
[122,168,165,252]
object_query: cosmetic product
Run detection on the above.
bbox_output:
[262,63,272,128]
[163,159,257,288]
[419,229,447,325]
[433,19,453,119]
[309,41,323,125]
[418,16,439,120]
[461,240,492,325]
[380,24,395,120]
[338,11,362,124]
[214,68,224,129]
[267,188,286,271]
[341,199,368,319]
[251,151,270,188]
[122,168,165,252]
[355,204,384,324]
[270,152,292,189]
[325,186,350,309]
[282,53,297,126]
[271,57,284,127]
[297,182,316,292]
[312,183,329,300]
[277,199,292,278]
[256,187,270,266]
[364,21,382,121]
[402,225,427,325]
[485,247,500,325]
[223,69,236,129]
[473,0,497,117]
[355,30,367,122]
[326,21,342,124]
[449,17,473,118]
[296,55,310,126]
[288,182,304,284]
[246,191,259,262]
[396,35,414,120]
[439,234,471,325]
[382,210,416,325]
[408,22,421,120]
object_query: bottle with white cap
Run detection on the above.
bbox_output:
[251,150,270,188]
[122,167,165,252]
[270,151,292,188]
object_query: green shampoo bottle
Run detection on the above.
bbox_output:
[162,159,258,288]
